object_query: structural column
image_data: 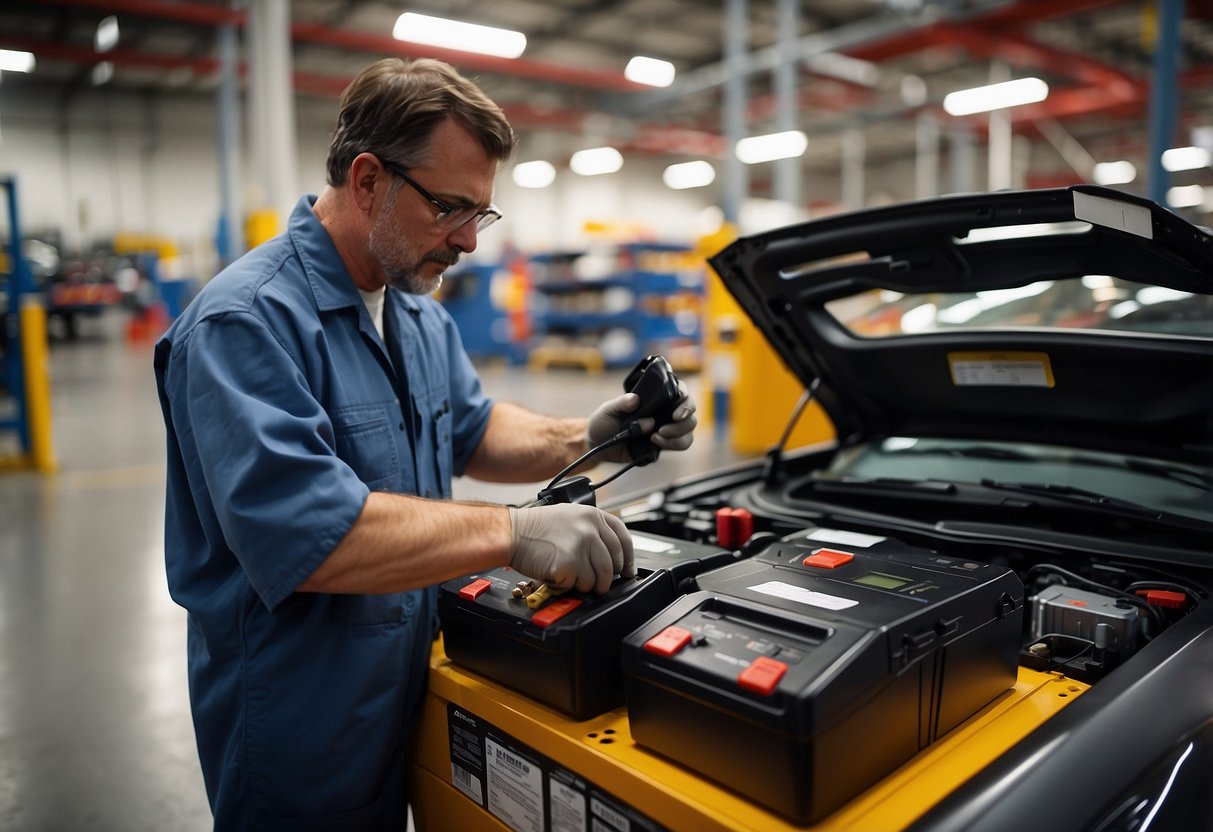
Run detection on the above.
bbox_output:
[721,0,748,226]
[774,0,802,209]
[246,0,297,222]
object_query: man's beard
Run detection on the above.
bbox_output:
[368,184,461,295]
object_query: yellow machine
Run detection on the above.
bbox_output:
[412,638,1086,832]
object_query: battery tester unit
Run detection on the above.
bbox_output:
[622,533,1024,823]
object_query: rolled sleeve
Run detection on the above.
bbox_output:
[167,311,369,609]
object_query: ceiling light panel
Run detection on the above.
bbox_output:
[942,77,1049,116]
[735,130,808,165]
[663,161,716,189]
[625,56,676,87]
[0,49,36,73]
[393,13,527,59]
[570,147,623,176]
[513,160,556,188]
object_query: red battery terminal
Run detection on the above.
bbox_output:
[1135,588,1187,609]
[716,507,754,549]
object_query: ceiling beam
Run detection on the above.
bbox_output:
[30,0,648,92]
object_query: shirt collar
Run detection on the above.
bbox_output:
[289,195,422,315]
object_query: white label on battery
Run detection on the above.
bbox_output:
[948,352,1054,387]
[591,795,631,832]
[750,580,859,610]
[632,534,675,553]
[1073,190,1153,239]
[807,528,886,548]
[549,777,587,832]
[486,737,544,832]
[451,762,483,804]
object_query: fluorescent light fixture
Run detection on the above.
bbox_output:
[1167,184,1206,209]
[0,49,35,74]
[95,15,119,53]
[625,56,675,87]
[736,130,807,164]
[392,13,526,59]
[512,160,556,189]
[663,160,716,190]
[569,147,622,176]
[91,61,114,86]
[1093,160,1137,186]
[1161,146,1211,172]
[942,77,1048,116]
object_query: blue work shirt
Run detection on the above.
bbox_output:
[154,195,493,830]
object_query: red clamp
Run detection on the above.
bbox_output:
[716,507,754,549]
[1136,589,1187,609]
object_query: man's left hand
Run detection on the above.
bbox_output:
[586,381,697,463]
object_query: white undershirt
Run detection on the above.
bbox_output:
[358,286,386,340]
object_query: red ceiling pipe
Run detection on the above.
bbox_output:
[32,0,646,93]
[0,35,219,74]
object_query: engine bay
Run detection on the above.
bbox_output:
[615,447,1206,689]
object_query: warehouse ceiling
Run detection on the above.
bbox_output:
[2,0,1212,191]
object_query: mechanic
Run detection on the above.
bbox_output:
[154,57,697,830]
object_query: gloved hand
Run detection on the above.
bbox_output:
[507,504,635,594]
[585,382,698,464]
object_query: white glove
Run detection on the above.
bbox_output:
[585,382,698,464]
[507,504,635,594]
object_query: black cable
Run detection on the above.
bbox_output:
[591,462,637,492]
[544,423,641,491]
[1031,633,1096,668]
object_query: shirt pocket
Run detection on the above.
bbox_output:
[329,402,400,491]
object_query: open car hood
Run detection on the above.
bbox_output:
[708,185,1213,466]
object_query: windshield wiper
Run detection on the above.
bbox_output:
[976,479,1212,532]
[884,444,1213,493]
[796,475,1212,534]
[977,479,1158,513]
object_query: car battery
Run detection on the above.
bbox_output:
[621,535,1024,823]
[439,530,734,720]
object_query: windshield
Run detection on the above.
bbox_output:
[825,277,1213,338]
[821,437,1213,525]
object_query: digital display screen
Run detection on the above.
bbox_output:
[853,572,910,590]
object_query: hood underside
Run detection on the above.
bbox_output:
[708,186,1213,465]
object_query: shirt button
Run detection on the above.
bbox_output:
[398,422,405,431]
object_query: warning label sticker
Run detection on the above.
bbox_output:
[487,737,544,832]
[447,704,665,832]
[948,351,1055,388]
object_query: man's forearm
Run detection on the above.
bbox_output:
[463,401,589,483]
[297,491,512,594]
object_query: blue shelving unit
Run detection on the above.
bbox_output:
[438,262,527,364]
[528,243,704,371]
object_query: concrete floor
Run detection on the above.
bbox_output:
[0,310,753,831]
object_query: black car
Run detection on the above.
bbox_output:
[611,185,1213,831]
